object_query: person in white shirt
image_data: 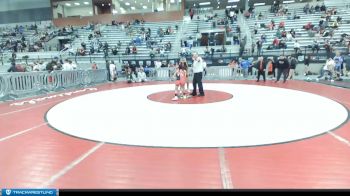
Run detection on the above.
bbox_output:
[191,53,206,96]
[109,60,117,81]
[70,60,77,70]
[137,68,147,82]
[62,59,71,71]
[293,40,300,55]
[318,58,335,81]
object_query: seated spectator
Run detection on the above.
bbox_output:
[126,67,136,83]
[278,21,285,29]
[125,46,131,55]
[315,4,320,12]
[91,62,98,70]
[290,29,296,38]
[337,16,342,23]
[112,46,119,55]
[204,46,210,56]
[261,33,266,43]
[137,68,147,83]
[310,6,315,14]
[279,39,287,49]
[273,37,279,48]
[132,45,137,54]
[276,29,282,39]
[149,48,155,58]
[312,39,320,54]
[330,21,339,29]
[321,3,326,12]
[78,48,85,56]
[281,30,287,38]
[160,47,165,57]
[286,32,293,41]
[303,22,314,30]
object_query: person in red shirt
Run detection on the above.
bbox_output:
[273,37,280,49]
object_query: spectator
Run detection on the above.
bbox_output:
[125,46,131,55]
[91,62,98,70]
[112,46,119,55]
[137,68,147,82]
[318,58,335,80]
[312,39,320,54]
[273,37,280,49]
[189,8,194,20]
[240,58,252,79]
[108,60,116,81]
[132,45,137,54]
[293,40,300,55]
[288,56,298,80]
[275,55,289,83]
[304,54,311,76]
[261,34,267,43]
[256,39,263,56]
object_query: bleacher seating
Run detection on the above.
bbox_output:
[248,2,350,56]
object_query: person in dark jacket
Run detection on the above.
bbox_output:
[255,57,266,82]
[288,56,298,80]
[275,55,290,83]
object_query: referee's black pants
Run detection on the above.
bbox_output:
[192,72,204,96]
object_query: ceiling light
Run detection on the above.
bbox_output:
[228,0,240,2]
[131,7,135,10]
[199,2,211,5]
[65,3,71,6]
[125,2,130,6]
[226,5,237,8]
[89,11,93,14]
[170,0,175,3]
[74,2,80,6]
[112,9,118,14]
[143,5,147,9]
[254,3,266,6]
[283,0,295,3]
[109,3,111,6]
[84,2,89,5]
[102,4,104,6]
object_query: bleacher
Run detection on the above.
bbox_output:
[182,10,240,55]
[69,21,182,59]
[247,1,350,56]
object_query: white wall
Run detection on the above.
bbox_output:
[53,4,64,18]
[0,0,51,12]
[64,6,93,17]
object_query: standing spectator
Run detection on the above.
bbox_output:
[105,60,110,81]
[109,60,117,81]
[304,54,311,76]
[288,56,298,80]
[333,52,343,76]
[267,58,276,79]
[293,40,300,55]
[275,55,289,83]
[256,39,263,56]
[240,58,251,79]
[189,8,194,20]
[255,57,266,82]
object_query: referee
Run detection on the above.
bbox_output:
[191,53,206,96]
